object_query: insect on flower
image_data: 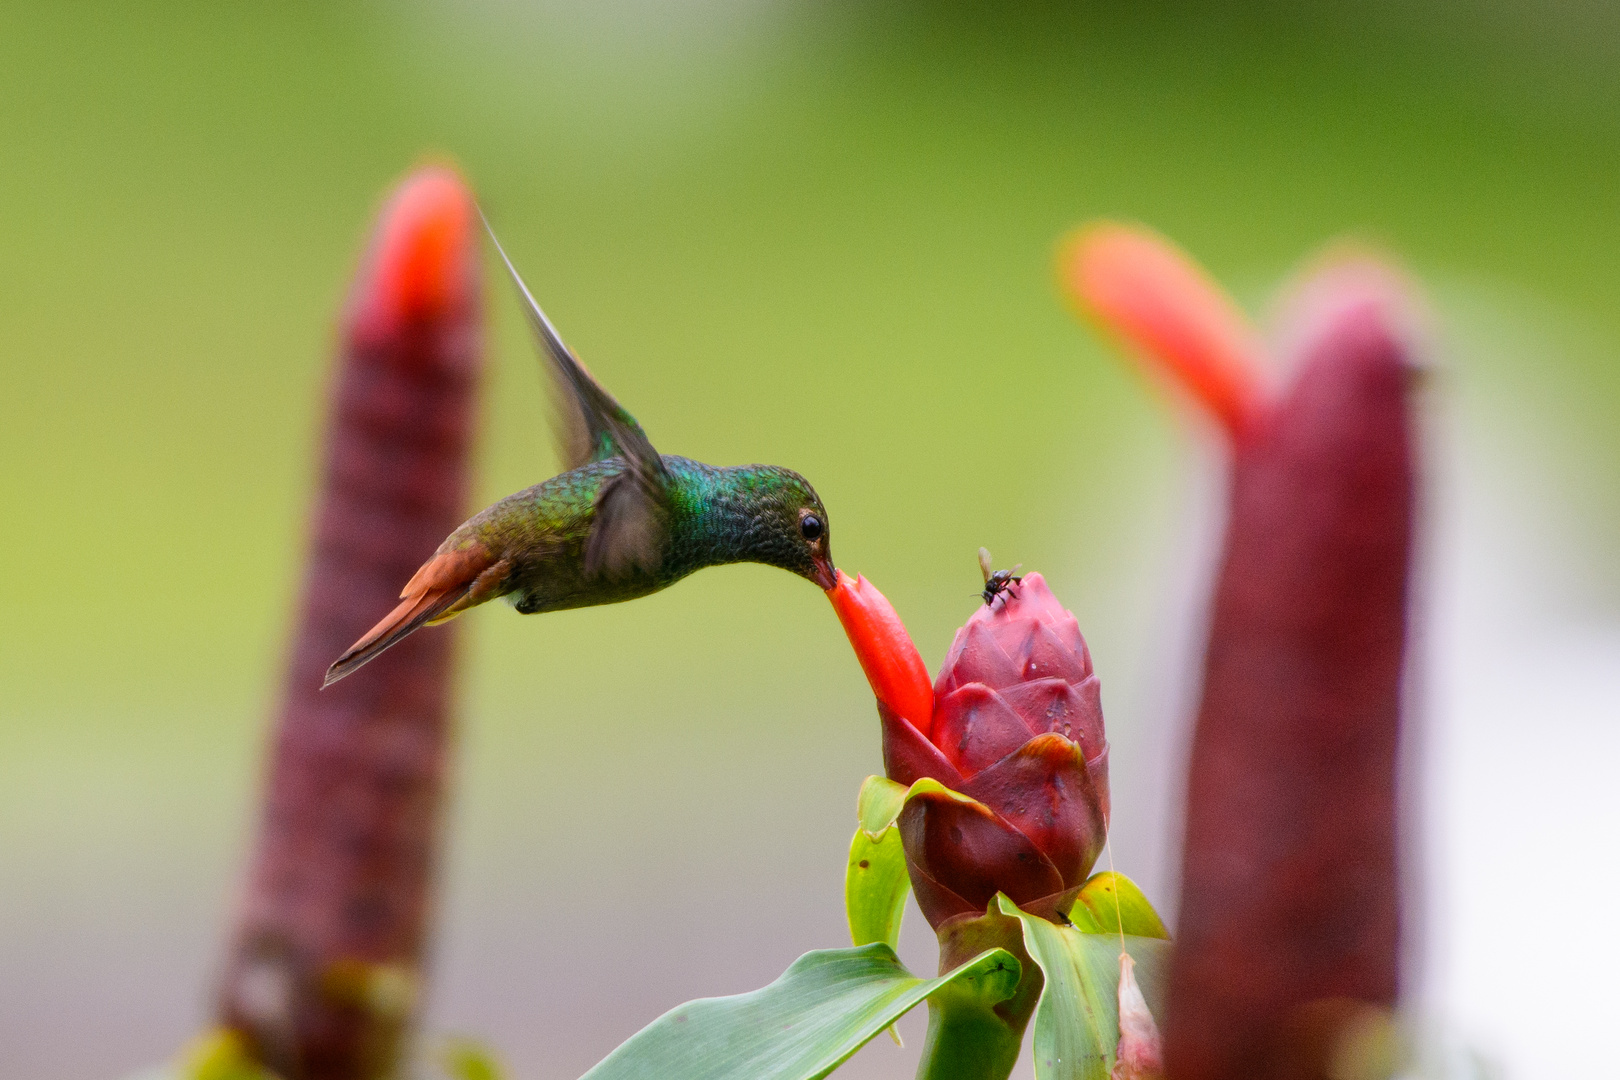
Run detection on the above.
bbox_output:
[978,547,1023,608]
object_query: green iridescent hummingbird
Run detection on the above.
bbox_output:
[325,219,836,686]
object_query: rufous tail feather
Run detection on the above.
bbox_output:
[323,585,470,686]
[324,544,501,686]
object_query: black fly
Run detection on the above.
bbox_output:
[978,547,1023,608]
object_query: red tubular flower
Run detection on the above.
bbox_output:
[827,570,934,737]
[830,570,1109,930]
[1064,226,1416,1080]
[219,165,482,1080]
[1061,222,1266,441]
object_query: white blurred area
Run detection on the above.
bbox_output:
[1429,625,1620,1078]
[1418,281,1620,1079]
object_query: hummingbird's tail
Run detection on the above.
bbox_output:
[324,543,507,687]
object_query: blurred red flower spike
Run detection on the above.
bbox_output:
[1061,222,1266,441]
[828,569,935,737]
[1166,254,1417,1080]
[353,165,479,336]
[219,164,483,1080]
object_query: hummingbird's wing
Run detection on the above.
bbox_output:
[584,471,666,579]
[482,211,669,579]
[480,211,667,478]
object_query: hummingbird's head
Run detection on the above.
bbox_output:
[739,466,836,590]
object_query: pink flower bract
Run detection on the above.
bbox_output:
[833,571,1110,929]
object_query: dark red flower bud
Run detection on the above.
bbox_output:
[831,572,1109,931]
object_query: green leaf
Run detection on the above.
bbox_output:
[997,897,1171,1080]
[845,775,988,950]
[1067,872,1170,940]
[580,943,1021,1080]
[846,820,909,951]
[856,774,982,835]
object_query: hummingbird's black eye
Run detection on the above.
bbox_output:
[800,514,824,542]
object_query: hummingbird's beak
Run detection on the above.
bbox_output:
[812,554,838,592]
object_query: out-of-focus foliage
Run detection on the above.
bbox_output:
[438,1039,508,1080]
[124,1029,277,1080]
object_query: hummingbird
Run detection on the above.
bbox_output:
[324,218,836,686]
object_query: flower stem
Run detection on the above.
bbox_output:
[914,992,1028,1080]
[916,906,1042,1080]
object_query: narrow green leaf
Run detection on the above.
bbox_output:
[845,775,989,951]
[1067,872,1171,940]
[580,944,1021,1080]
[997,897,1171,1080]
[846,823,909,950]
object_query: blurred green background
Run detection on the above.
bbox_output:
[2,3,1617,1078]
